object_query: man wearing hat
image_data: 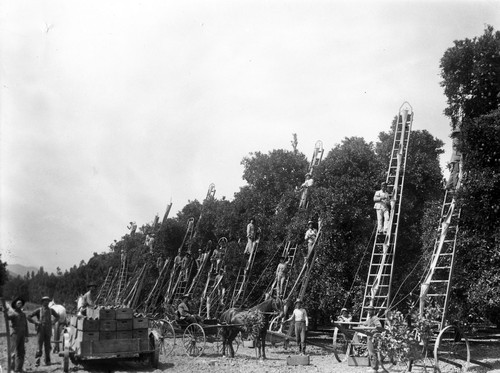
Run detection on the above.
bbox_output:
[337,307,352,323]
[177,294,200,324]
[7,296,29,372]
[78,282,98,316]
[28,296,59,367]
[283,298,309,354]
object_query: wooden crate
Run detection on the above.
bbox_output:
[115,308,134,320]
[99,319,117,331]
[132,317,148,329]
[116,331,133,339]
[76,331,100,342]
[116,319,133,331]
[77,318,99,331]
[132,329,148,340]
[95,308,116,320]
[77,338,150,355]
[99,331,116,340]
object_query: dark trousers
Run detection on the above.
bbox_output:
[36,327,52,364]
[294,321,306,353]
[11,332,26,372]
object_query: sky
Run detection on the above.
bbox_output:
[1,0,498,274]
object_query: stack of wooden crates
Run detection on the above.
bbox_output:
[70,307,150,356]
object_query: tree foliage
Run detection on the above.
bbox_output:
[439,25,500,325]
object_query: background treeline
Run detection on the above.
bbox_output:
[1,26,498,327]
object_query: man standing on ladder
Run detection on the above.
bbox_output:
[244,218,256,255]
[304,221,317,257]
[445,128,461,191]
[373,182,391,235]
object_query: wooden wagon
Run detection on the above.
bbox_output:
[60,307,160,372]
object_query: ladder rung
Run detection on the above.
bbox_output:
[430,280,449,283]
[427,294,446,297]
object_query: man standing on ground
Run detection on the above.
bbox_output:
[28,296,59,367]
[283,299,309,354]
[7,296,29,373]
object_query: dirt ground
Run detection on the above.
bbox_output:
[2,310,500,373]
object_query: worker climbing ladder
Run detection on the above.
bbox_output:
[230,230,261,308]
[299,140,324,209]
[361,102,413,321]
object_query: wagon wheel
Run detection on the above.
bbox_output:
[149,333,160,368]
[332,327,349,362]
[183,323,206,357]
[151,319,176,357]
[434,325,470,372]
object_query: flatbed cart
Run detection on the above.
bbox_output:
[60,311,160,372]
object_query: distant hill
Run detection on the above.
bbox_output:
[7,263,41,278]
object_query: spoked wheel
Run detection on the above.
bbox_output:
[332,327,349,363]
[183,323,206,357]
[434,325,470,372]
[152,319,176,357]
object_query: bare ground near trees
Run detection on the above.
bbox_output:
[2,318,500,373]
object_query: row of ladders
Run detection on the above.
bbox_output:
[419,159,463,329]
[361,102,413,321]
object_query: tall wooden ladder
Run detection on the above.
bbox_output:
[419,178,462,329]
[286,220,322,301]
[113,253,129,304]
[96,267,114,304]
[361,102,413,321]
[143,258,172,314]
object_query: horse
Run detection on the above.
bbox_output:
[49,301,67,353]
[219,297,283,359]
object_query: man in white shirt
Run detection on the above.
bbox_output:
[373,182,391,234]
[304,221,317,257]
[283,299,309,354]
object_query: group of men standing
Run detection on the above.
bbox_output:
[6,296,64,372]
